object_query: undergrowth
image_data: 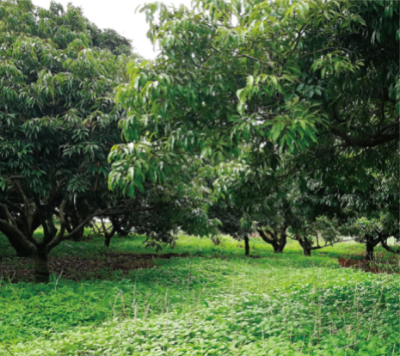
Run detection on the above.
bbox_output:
[0,233,398,355]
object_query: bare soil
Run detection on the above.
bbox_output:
[0,252,189,282]
[338,255,399,274]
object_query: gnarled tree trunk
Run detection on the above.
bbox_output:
[296,235,313,257]
[276,227,287,253]
[111,216,130,237]
[102,215,132,247]
[257,228,287,253]
[2,192,134,284]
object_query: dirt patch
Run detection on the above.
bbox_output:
[0,252,189,283]
[338,256,399,274]
[338,257,380,273]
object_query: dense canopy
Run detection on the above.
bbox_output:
[0,0,398,280]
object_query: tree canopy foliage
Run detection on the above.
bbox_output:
[0,0,138,281]
[112,0,399,257]
[0,0,398,283]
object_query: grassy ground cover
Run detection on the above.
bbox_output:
[0,233,398,355]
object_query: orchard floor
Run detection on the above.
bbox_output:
[0,233,399,356]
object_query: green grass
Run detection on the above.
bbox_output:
[0,233,398,355]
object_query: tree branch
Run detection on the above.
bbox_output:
[1,198,24,216]
[331,128,399,148]
[236,54,274,68]
[9,178,37,236]
[257,228,276,245]
[380,238,399,254]
[46,206,156,252]
[0,203,18,227]
[32,195,51,240]
[102,218,116,239]
[282,24,308,67]
[11,178,30,209]
[297,46,354,60]
[46,200,67,246]
[0,218,37,253]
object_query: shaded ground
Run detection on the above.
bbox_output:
[0,252,189,282]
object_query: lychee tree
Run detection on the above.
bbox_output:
[0,0,136,282]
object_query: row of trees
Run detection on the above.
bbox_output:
[111,0,399,256]
[0,0,398,283]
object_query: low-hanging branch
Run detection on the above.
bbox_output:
[381,239,400,254]
[0,217,38,254]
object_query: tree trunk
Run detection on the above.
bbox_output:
[65,217,73,234]
[71,218,84,242]
[34,249,50,284]
[258,228,284,253]
[104,227,116,248]
[273,244,284,253]
[73,227,84,242]
[277,227,287,253]
[244,235,250,256]
[366,242,374,261]
[296,235,312,257]
[111,216,129,237]
[104,235,112,248]
[66,215,85,242]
